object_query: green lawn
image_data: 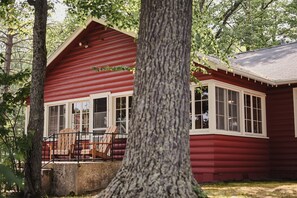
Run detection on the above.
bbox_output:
[201,181,297,198]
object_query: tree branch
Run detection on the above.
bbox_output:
[13,38,33,45]
[199,0,206,13]
[215,0,244,39]
[261,0,276,10]
[27,0,35,6]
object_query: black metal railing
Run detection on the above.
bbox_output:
[42,131,127,165]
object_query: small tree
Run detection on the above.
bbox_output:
[23,0,47,197]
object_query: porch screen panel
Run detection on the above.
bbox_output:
[93,98,107,134]
[48,105,65,136]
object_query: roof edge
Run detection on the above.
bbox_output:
[196,55,277,86]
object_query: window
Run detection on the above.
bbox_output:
[190,87,209,130]
[48,105,65,136]
[71,101,90,132]
[93,98,107,134]
[215,87,240,132]
[244,94,262,134]
[115,96,132,133]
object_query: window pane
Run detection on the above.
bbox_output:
[216,87,240,131]
[48,106,58,136]
[195,101,202,115]
[244,94,263,134]
[59,105,66,131]
[93,98,107,129]
[245,120,252,132]
[115,96,131,133]
[48,105,65,136]
[216,116,225,130]
[216,87,226,130]
[228,90,239,131]
[71,101,90,132]
[193,87,208,129]
[195,115,202,129]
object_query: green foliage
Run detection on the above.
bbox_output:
[0,164,23,192]
[93,65,135,73]
[47,12,81,55]
[0,67,30,193]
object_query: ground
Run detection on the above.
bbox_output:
[202,181,297,198]
[50,181,297,197]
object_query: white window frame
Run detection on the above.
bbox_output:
[190,80,267,139]
[112,91,133,134]
[90,92,111,133]
[41,81,267,139]
[293,88,297,137]
[44,97,89,137]
[190,82,210,133]
[47,104,66,136]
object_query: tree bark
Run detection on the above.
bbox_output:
[3,33,13,93]
[24,0,47,197]
[99,0,197,197]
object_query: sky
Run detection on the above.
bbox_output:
[50,1,67,22]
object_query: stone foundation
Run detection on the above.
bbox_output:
[42,161,122,196]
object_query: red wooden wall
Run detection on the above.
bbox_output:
[45,22,136,103]
[267,85,297,179]
[45,20,297,182]
[190,134,269,182]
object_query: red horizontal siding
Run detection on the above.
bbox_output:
[45,20,297,182]
[45,23,136,102]
[190,134,269,182]
[267,86,297,179]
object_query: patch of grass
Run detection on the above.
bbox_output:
[201,180,297,198]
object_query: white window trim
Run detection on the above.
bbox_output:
[90,92,111,133]
[293,88,297,137]
[44,96,90,137]
[42,82,267,139]
[112,92,133,133]
[189,79,268,139]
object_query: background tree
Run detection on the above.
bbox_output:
[196,0,297,53]
[23,0,47,197]
[0,0,32,195]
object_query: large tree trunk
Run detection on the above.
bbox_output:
[99,0,197,197]
[24,0,47,197]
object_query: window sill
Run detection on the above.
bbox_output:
[190,129,269,139]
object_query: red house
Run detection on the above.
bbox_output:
[27,18,297,182]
